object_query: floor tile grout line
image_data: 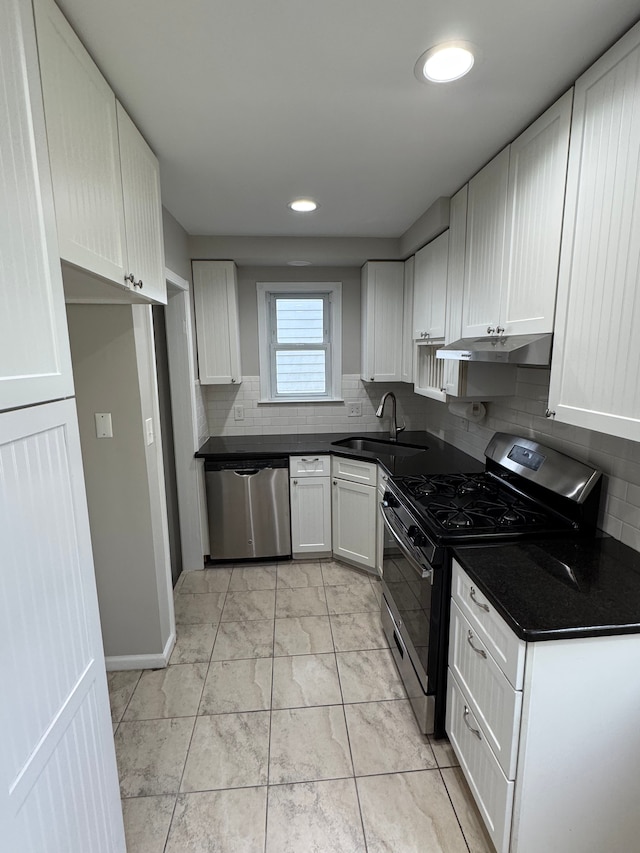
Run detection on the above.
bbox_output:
[439,766,474,853]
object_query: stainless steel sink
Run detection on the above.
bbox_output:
[331,437,427,456]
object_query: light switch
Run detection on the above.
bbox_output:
[145,417,154,445]
[94,413,113,438]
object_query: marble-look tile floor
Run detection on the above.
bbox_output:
[109,560,495,853]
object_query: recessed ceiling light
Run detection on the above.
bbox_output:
[414,41,475,83]
[288,198,319,213]
[287,260,313,266]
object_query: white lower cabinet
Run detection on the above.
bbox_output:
[448,559,640,853]
[446,675,514,852]
[290,456,331,558]
[331,456,377,571]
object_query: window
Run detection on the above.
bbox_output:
[257,282,342,402]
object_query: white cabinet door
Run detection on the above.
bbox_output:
[443,185,467,396]
[117,102,167,305]
[413,231,449,341]
[548,23,640,442]
[332,478,377,570]
[462,147,510,338]
[193,261,242,384]
[401,256,415,383]
[290,476,331,557]
[502,91,572,335]
[360,261,404,382]
[34,0,127,286]
[0,399,125,852]
[0,0,73,411]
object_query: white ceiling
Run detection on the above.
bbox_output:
[56,0,640,241]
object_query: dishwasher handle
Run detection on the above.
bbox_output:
[205,456,289,473]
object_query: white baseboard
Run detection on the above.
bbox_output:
[105,631,176,671]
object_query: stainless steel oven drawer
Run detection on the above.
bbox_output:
[381,593,434,735]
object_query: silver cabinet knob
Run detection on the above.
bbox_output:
[134,278,143,289]
[496,326,504,334]
[545,409,556,418]
[293,479,298,485]
[487,326,496,335]
[124,272,134,284]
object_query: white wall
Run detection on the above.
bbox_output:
[67,304,173,660]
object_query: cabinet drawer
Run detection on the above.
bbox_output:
[331,455,377,485]
[446,673,514,853]
[449,601,522,779]
[377,466,390,495]
[452,560,525,689]
[290,455,330,477]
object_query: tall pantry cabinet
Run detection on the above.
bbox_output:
[0,0,125,849]
[548,22,640,442]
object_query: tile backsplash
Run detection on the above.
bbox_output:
[203,369,640,552]
[204,375,426,437]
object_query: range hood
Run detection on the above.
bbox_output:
[436,333,552,365]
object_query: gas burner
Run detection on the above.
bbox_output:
[457,477,499,498]
[444,512,474,529]
[497,505,548,527]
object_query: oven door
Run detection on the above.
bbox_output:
[379,502,436,731]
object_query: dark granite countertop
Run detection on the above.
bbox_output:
[453,536,640,642]
[195,431,484,477]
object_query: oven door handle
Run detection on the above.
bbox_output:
[380,502,433,581]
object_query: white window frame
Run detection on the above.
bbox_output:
[257,282,342,403]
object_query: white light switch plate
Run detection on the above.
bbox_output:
[234,405,245,421]
[145,417,154,445]
[94,413,113,438]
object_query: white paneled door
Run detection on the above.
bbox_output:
[0,400,125,852]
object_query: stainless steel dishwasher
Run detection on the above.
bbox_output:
[205,458,291,560]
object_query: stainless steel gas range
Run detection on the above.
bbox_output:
[379,433,602,738]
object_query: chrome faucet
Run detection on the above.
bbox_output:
[375,391,405,442]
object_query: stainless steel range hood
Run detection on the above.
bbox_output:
[436,333,552,365]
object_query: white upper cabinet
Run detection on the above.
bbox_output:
[34,0,126,284]
[0,0,73,411]
[34,0,166,304]
[116,102,166,304]
[361,261,404,382]
[501,91,572,336]
[443,186,467,396]
[549,23,640,442]
[413,231,449,341]
[462,147,510,338]
[193,261,242,385]
[401,256,415,383]
[462,94,572,339]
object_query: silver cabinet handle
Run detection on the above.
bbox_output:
[545,408,555,418]
[134,278,143,289]
[333,479,337,485]
[293,479,298,485]
[467,630,487,658]
[496,325,504,334]
[301,457,319,463]
[463,705,482,740]
[469,586,489,612]
[124,272,135,284]
[231,378,236,383]
[487,326,496,334]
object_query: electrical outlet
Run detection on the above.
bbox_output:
[234,405,245,421]
[347,401,362,417]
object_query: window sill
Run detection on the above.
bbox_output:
[257,398,345,405]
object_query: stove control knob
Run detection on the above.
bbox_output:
[383,491,399,508]
[408,525,426,547]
